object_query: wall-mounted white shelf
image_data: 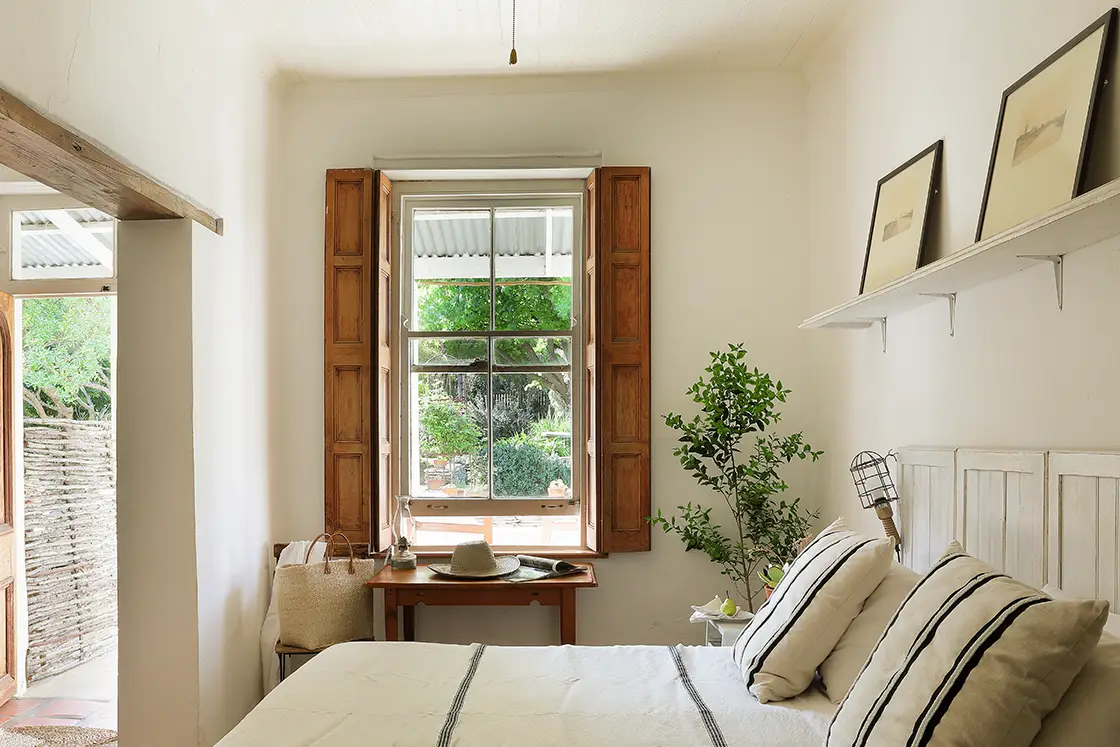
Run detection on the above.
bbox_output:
[800,178,1120,332]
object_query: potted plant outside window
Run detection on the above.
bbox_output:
[419,396,484,486]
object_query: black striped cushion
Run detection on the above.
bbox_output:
[826,542,1109,747]
[732,518,893,703]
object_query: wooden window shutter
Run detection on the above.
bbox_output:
[372,172,394,552]
[583,171,601,552]
[588,167,651,553]
[324,169,394,551]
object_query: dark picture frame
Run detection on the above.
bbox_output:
[859,140,943,295]
[976,9,1116,242]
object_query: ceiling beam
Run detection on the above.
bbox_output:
[0,86,223,235]
[42,210,116,268]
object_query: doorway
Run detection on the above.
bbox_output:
[17,296,116,730]
[0,186,119,731]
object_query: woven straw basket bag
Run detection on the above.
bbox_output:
[276,532,376,650]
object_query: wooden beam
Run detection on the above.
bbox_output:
[0,86,223,235]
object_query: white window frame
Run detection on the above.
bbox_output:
[0,195,117,297]
[395,182,585,525]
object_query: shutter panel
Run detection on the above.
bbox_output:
[595,167,651,553]
[324,169,394,552]
[583,171,601,552]
[325,169,373,546]
[372,172,394,552]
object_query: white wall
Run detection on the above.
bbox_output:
[804,0,1120,537]
[273,71,816,642]
[0,2,277,744]
[116,220,200,746]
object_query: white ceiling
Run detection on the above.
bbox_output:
[242,0,848,79]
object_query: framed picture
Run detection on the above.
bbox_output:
[976,9,1116,242]
[859,141,943,295]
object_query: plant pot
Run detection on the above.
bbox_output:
[547,487,567,498]
[426,477,444,490]
[433,458,449,468]
[765,586,776,600]
[441,485,459,496]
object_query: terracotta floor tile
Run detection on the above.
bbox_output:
[34,699,101,719]
[9,717,81,727]
[0,699,41,716]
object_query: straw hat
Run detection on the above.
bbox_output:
[429,540,520,579]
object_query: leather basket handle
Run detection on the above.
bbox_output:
[327,532,357,574]
[304,532,337,573]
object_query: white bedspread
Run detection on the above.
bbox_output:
[218,642,835,747]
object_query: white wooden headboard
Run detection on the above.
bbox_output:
[956,450,1046,589]
[896,448,954,572]
[1047,452,1120,605]
[895,447,1120,608]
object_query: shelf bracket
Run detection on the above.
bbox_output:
[919,293,957,337]
[1017,254,1064,310]
[876,317,887,353]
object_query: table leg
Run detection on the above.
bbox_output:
[278,652,286,682]
[384,589,399,641]
[403,604,416,642]
[560,587,576,645]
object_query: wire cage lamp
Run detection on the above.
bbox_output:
[850,450,903,559]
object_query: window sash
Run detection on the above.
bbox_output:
[398,192,583,519]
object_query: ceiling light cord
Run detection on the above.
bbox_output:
[509,0,518,65]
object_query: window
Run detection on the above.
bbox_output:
[0,196,117,296]
[12,208,115,280]
[323,167,651,556]
[400,196,583,548]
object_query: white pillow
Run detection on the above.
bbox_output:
[1034,584,1120,747]
[732,518,894,703]
[1043,584,1120,636]
[827,542,1108,747]
[818,562,919,703]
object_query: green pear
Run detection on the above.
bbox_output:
[720,597,738,616]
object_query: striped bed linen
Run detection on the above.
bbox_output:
[734,518,894,703]
[216,641,835,747]
[827,542,1109,747]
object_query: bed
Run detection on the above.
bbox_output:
[225,447,1120,747]
[218,642,834,747]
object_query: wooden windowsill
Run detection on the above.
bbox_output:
[405,547,607,560]
[275,542,607,561]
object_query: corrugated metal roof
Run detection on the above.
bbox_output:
[413,210,574,259]
[19,208,111,227]
[16,209,114,269]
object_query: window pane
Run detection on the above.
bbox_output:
[493,337,571,367]
[13,208,115,280]
[413,208,490,331]
[494,207,573,331]
[411,515,581,548]
[413,373,489,498]
[412,337,487,369]
[492,373,573,499]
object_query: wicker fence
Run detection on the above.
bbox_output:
[24,419,117,682]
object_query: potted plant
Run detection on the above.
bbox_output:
[758,566,785,600]
[420,396,483,478]
[650,344,821,613]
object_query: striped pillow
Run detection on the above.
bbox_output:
[826,542,1109,747]
[732,518,894,703]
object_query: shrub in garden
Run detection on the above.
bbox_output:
[492,433,571,497]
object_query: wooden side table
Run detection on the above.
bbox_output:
[367,564,598,644]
